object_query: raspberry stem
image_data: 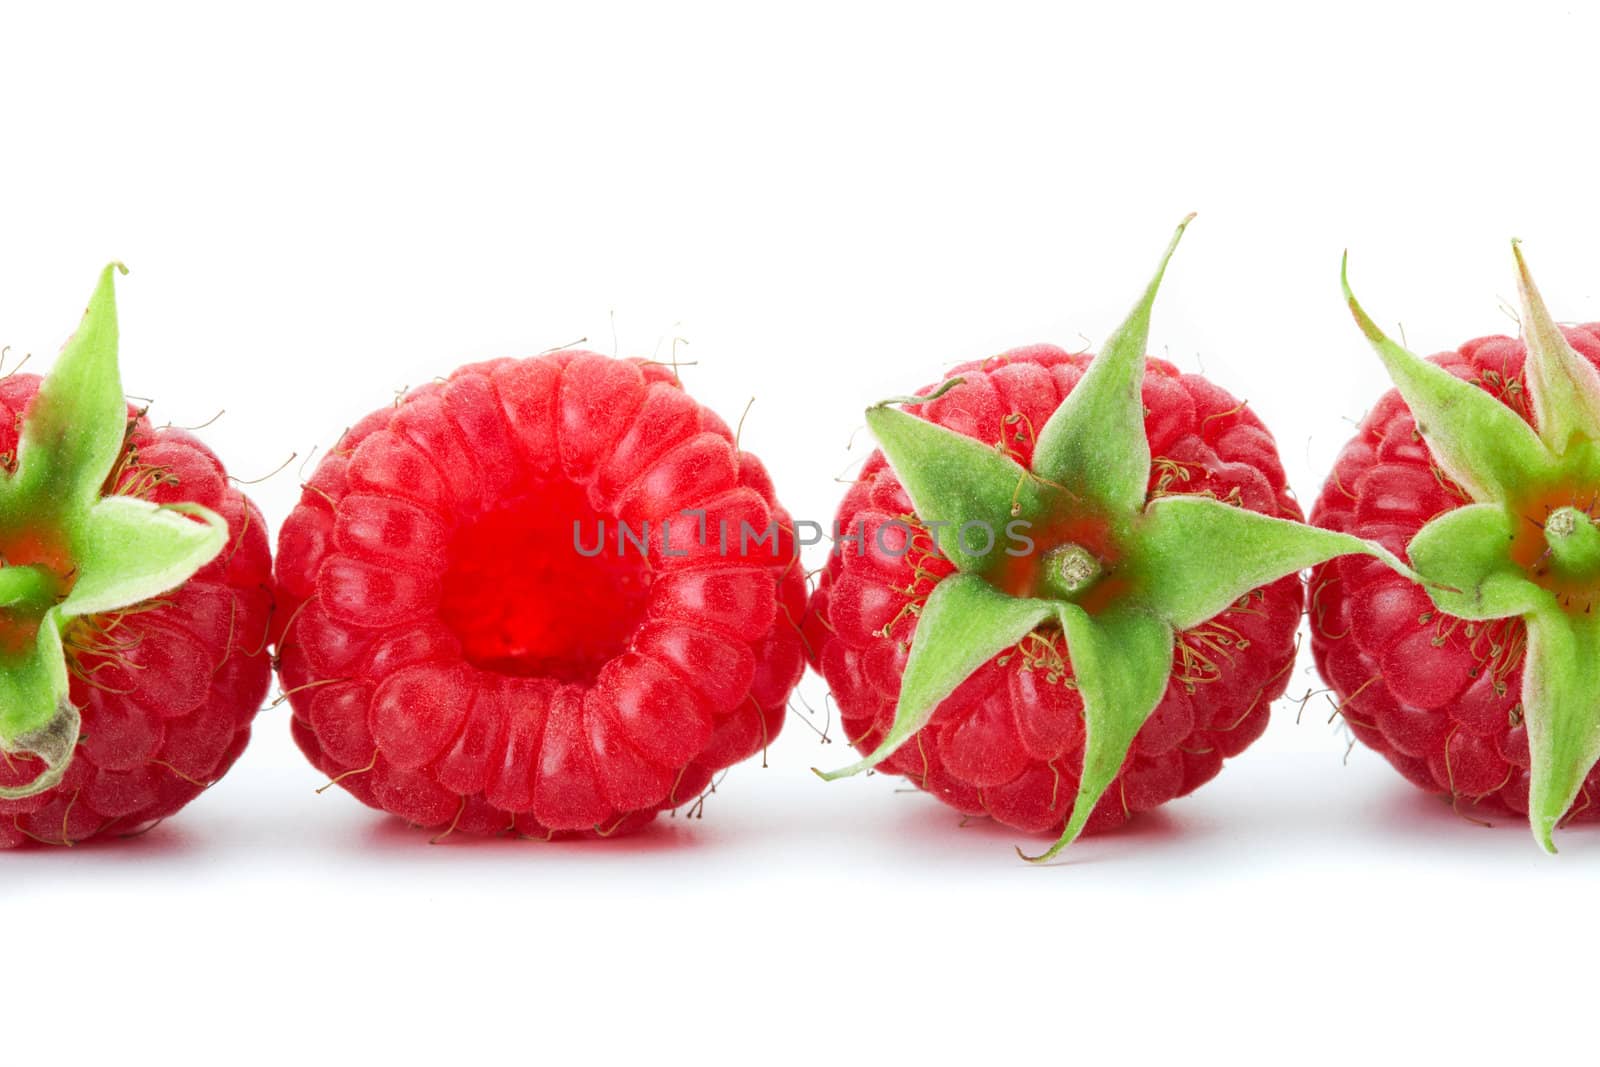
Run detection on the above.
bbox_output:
[1043,543,1102,598]
[1543,506,1600,578]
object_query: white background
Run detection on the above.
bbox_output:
[3,2,1597,1062]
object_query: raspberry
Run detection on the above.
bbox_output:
[0,266,271,846]
[807,346,1305,840]
[1315,243,1600,851]
[806,219,1400,860]
[277,351,805,839]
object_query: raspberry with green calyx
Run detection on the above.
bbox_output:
[1323,243,1600,853]
[0,266,230,807]
[809,218,1412,861]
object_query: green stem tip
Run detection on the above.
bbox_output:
[1544,506,1600,575]
[1043,543,1103,599]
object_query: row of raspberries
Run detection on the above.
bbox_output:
[5,223,1599,859]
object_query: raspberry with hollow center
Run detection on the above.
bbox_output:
[276,350,805,839]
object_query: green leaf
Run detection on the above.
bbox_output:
[1030,215,1192,510]
[1407,502,1548,621]
[1342,254,1555,502]
[7,263,129,517]
[1129,494,1417,631]
[864,404,1055,573]
[1511,240,1600,458]
[0,612,80,799]
[814,573,1054,780]
[59,497,228,619]
[1522,606,1600,853]
[1022,603,1174,863]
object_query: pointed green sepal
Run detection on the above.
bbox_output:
[0,613,79,799]
[1522,606,1600,853]
[814,574,1055,780]
[1406,503,1545,621]
[1130,494,1417,631]
[1512,240,1600,457]
[1021,604,1174,863]
[863,404,1056,573]
[7,263,129,517]
[1342,254,1555,502]
[1030,215,1192,510]
[59,497,228,619]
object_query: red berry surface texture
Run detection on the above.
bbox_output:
[806,219,1403,860]
[0,266,272,846]
[276,351,805,839]
[1313,245,1600,852]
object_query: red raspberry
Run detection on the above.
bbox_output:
[276,351,805,839]
[0,269,272,847]
[805,222,1396,863]
[1315,244,1600,853]
[1311,322,1600,823]
[806,345,1304,839]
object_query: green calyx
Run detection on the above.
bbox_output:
[0,265,228,799]
[818,217,1413,862]
[1344,242,1600,853]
